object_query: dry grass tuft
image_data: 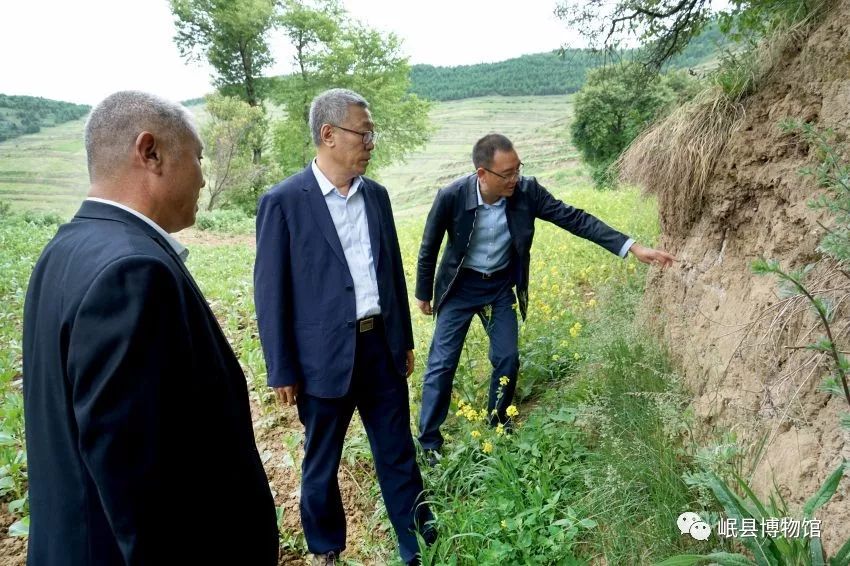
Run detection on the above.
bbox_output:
[617,88,745,236]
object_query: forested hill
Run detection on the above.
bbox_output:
[409,24,724,101]
[410,51,602,101]
[0,95,90,142]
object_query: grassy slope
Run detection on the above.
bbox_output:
[0,96,578,219]
[0,119,88,216]
[373,95,582,215]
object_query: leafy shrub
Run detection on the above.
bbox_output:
[21,210,64,227]
[570,62,695,188]
[194,208,255,234]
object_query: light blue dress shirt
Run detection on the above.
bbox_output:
[464,183,513,274]
[311,159,381,319]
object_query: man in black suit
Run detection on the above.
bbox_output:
[254,88,433,566]
[415,133,676,460]
[22,91,279,565]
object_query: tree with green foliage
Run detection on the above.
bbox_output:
[170,0,278,107]
[170,0,279,165]
[570,62,692,186]
[200,94,271,212]
[268,0,431,178]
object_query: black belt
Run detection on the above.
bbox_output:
[356,315,382,333]
[462,266,510,280]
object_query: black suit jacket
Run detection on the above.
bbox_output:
[254,166,414,398]
[415,174,630,319]
[22,201,278,565]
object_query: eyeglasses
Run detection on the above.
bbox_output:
[483,162,523,181]
[332,124,378,145]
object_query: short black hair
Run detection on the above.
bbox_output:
[472,133,514,169]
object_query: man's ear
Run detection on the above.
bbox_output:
[135,131,162,173]
[320,123,335,147]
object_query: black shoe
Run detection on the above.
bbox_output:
[311,551,337,565]
[424,449,440,467]
[407,557,421,566]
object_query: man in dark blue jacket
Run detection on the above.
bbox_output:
[22,91,279,565]
[254,88,432,566]
[415,133,675,457]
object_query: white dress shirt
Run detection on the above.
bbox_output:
[85,197,189,261]
[311,160,381,319]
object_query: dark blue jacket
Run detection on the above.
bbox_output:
[22,201,278,566]
[415,174,630,319]
[254,166,414,398]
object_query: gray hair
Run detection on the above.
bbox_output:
[84,90,198,181]
[308,88,369,146]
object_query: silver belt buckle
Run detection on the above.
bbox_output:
[359,317,374,332]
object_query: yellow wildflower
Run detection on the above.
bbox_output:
[482,441,493,454]
[506,405,519,418]
[574,352,581,360]
[499,376,510,386]
[470,430,481,439]
[501,519,507,529]
[551,354,560,361]
[496,423,505,436]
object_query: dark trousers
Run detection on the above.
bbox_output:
[297,318,432,563]
[418,268,520,451]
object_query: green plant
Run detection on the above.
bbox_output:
[752,122,850,423]
[200,93,270,212]
[659,461,849,565]
[570,61,688,188]
[194,208,255,234]
[276,504,308,553]
[21,210,63,227]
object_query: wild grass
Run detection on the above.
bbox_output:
[418,254,715,564]
[617,88,745,236]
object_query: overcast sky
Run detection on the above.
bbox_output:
[0,0,583,105]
